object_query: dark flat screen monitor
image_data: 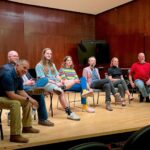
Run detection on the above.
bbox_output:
[77,40,110,65]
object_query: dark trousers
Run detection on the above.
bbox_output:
[91,78,117,102]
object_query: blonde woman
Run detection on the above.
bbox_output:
[108,57,134,105]
[35,48,80,121]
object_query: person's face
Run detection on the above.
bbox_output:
[8,52,19,64]
[112,58,119,67]
[44,49,52,60]
[16,62,29,77]
[88,57,96,67]
[65,57,73,67]
[138,53,145,63]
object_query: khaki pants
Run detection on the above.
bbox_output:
[0,97,32,135]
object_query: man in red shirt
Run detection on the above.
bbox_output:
[129,52,150,102]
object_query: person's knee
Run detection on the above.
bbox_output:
[11,100,21,109]
[118,84,123,89]
[104,83,110,89]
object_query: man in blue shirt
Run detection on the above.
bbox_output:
[0,59,39,143]
[4,50,54,127]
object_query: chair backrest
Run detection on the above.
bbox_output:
[68,142,110,150]
[123,125,150,150]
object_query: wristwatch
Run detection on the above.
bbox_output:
[26,97,30,101]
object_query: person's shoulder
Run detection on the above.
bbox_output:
[83,66,89,70]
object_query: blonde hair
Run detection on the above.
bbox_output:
[62,56,74,69]
[110,57,118,67]
[40,48,55,74]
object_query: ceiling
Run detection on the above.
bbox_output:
[8,0,133,15]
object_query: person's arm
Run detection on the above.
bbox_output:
[146,78,150,85]
[129,73,135,88]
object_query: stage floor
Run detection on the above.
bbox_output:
[1,93,150,150]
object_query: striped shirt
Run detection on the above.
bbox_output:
[59,68,78,80]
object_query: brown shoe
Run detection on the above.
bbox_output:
[38,120,54,126]
[10,135,29,143]
[22,127,40,133]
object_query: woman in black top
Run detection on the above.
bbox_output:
[108,57,134,106]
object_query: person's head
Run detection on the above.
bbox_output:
[41,48,53,65]
[62,56,74,68]
[7,50,19,64]
[41,48,56,74]
[110,57,119,67]
[16,59,29,77]
[88,56,96,67]
[138,52,145,64]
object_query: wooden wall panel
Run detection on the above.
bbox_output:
[0,1,95,73]
[95,0,150,69]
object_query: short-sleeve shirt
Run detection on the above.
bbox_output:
[108,66,122,79]
[0,67,23,97]
[129,62,150,83]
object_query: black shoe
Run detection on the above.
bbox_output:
[139,94,144,102]
[146,97,150,102]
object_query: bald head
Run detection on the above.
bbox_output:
[8,50,19,64]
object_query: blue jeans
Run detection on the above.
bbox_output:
[24,77,48,91]
[66,77,87,104]
[24,77,49,121]
[134,79,150,98]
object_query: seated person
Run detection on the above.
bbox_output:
[35,48,80,121]
[83,56,121,111]
[129,52,150,102]
[59,56,95,113]
[22,73,54,126]
[4,50,54,126]
[0,59,39,143]
[108,57,134,106]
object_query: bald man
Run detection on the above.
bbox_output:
[4,50,54,127]
[129,52,150,102]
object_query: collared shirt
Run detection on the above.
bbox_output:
[0,67,23,96]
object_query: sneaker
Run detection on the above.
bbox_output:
[38,120,54,126]
[53,87,63,95]
[10,135,29,143]
[67,112,80,121]
[22,127,40,133]
[82,107,95,113]
[81,90,94,98]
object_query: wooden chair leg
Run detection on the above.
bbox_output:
[49,93,53,117]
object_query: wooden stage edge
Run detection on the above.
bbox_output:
[1,93,150,149]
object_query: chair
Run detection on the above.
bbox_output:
[68,142,110,150]
[56,89,101,109]
[122,125,150,150]
[0,109,4,140]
